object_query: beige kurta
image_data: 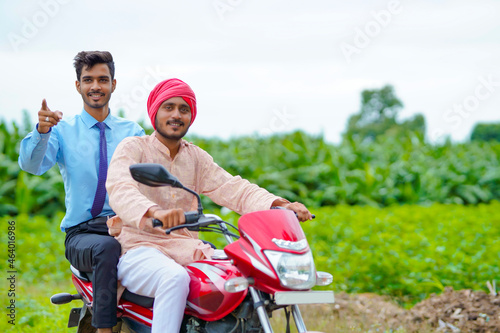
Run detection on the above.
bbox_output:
[106,132,283,266]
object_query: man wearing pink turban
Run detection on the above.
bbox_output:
[106,78,312,332]
[147,78,197,129]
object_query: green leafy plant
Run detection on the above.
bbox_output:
[3,113,500,215]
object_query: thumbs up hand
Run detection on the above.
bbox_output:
[37,99,63,134]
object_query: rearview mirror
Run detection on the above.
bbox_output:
[129,164,183,188]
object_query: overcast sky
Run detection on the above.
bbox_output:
[1,0,499,144]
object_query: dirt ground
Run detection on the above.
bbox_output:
[407,287,500,332]
[298,287,500,332]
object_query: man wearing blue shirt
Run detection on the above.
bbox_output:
[19,51,144,333]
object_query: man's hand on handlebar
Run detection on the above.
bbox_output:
[272,199,313,222]
[285,202,313,222]
[152,208,185,229]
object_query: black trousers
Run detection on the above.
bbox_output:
[65,216,120,329]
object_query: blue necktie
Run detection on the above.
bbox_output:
[90,122,108,218]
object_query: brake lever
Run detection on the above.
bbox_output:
[152,220,201,234]
[165,222,201,234]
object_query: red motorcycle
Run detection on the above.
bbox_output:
[51,163,334,332]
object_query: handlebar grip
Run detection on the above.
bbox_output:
[152,219,163,228]
[154,212,201,235]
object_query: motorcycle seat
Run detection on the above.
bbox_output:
[71,265,92,282]
[70,266,155,308]
[122,289,154,308]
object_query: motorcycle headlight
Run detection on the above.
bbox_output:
[264,250,316,290]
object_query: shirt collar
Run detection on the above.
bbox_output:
[80,108,113,129]
[151,132,188,157]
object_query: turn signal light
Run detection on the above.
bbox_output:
[224,277,249,293]
[316,271,333,286]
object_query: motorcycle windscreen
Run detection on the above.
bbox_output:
[239,209,308,250]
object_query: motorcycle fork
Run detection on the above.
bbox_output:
[291,304,307,332]
[249,288,273,333]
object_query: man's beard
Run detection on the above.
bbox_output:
[155,118,189,141]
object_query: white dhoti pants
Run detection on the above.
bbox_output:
[117,247,190,333]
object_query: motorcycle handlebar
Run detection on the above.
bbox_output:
[152,211,200,230]
[155,213,225,235]
[152,208,315,234]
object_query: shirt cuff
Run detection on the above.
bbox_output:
[30,124,51,146]
[35,123,52,133]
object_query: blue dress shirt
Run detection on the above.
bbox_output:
[18,109,145,231]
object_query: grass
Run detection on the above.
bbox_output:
[1,282,75,332]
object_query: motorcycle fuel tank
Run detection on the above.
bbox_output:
[185,260,247,321]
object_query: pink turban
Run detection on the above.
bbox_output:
[147,78,197,129]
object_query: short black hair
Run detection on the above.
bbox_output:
[73,51,115,81]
